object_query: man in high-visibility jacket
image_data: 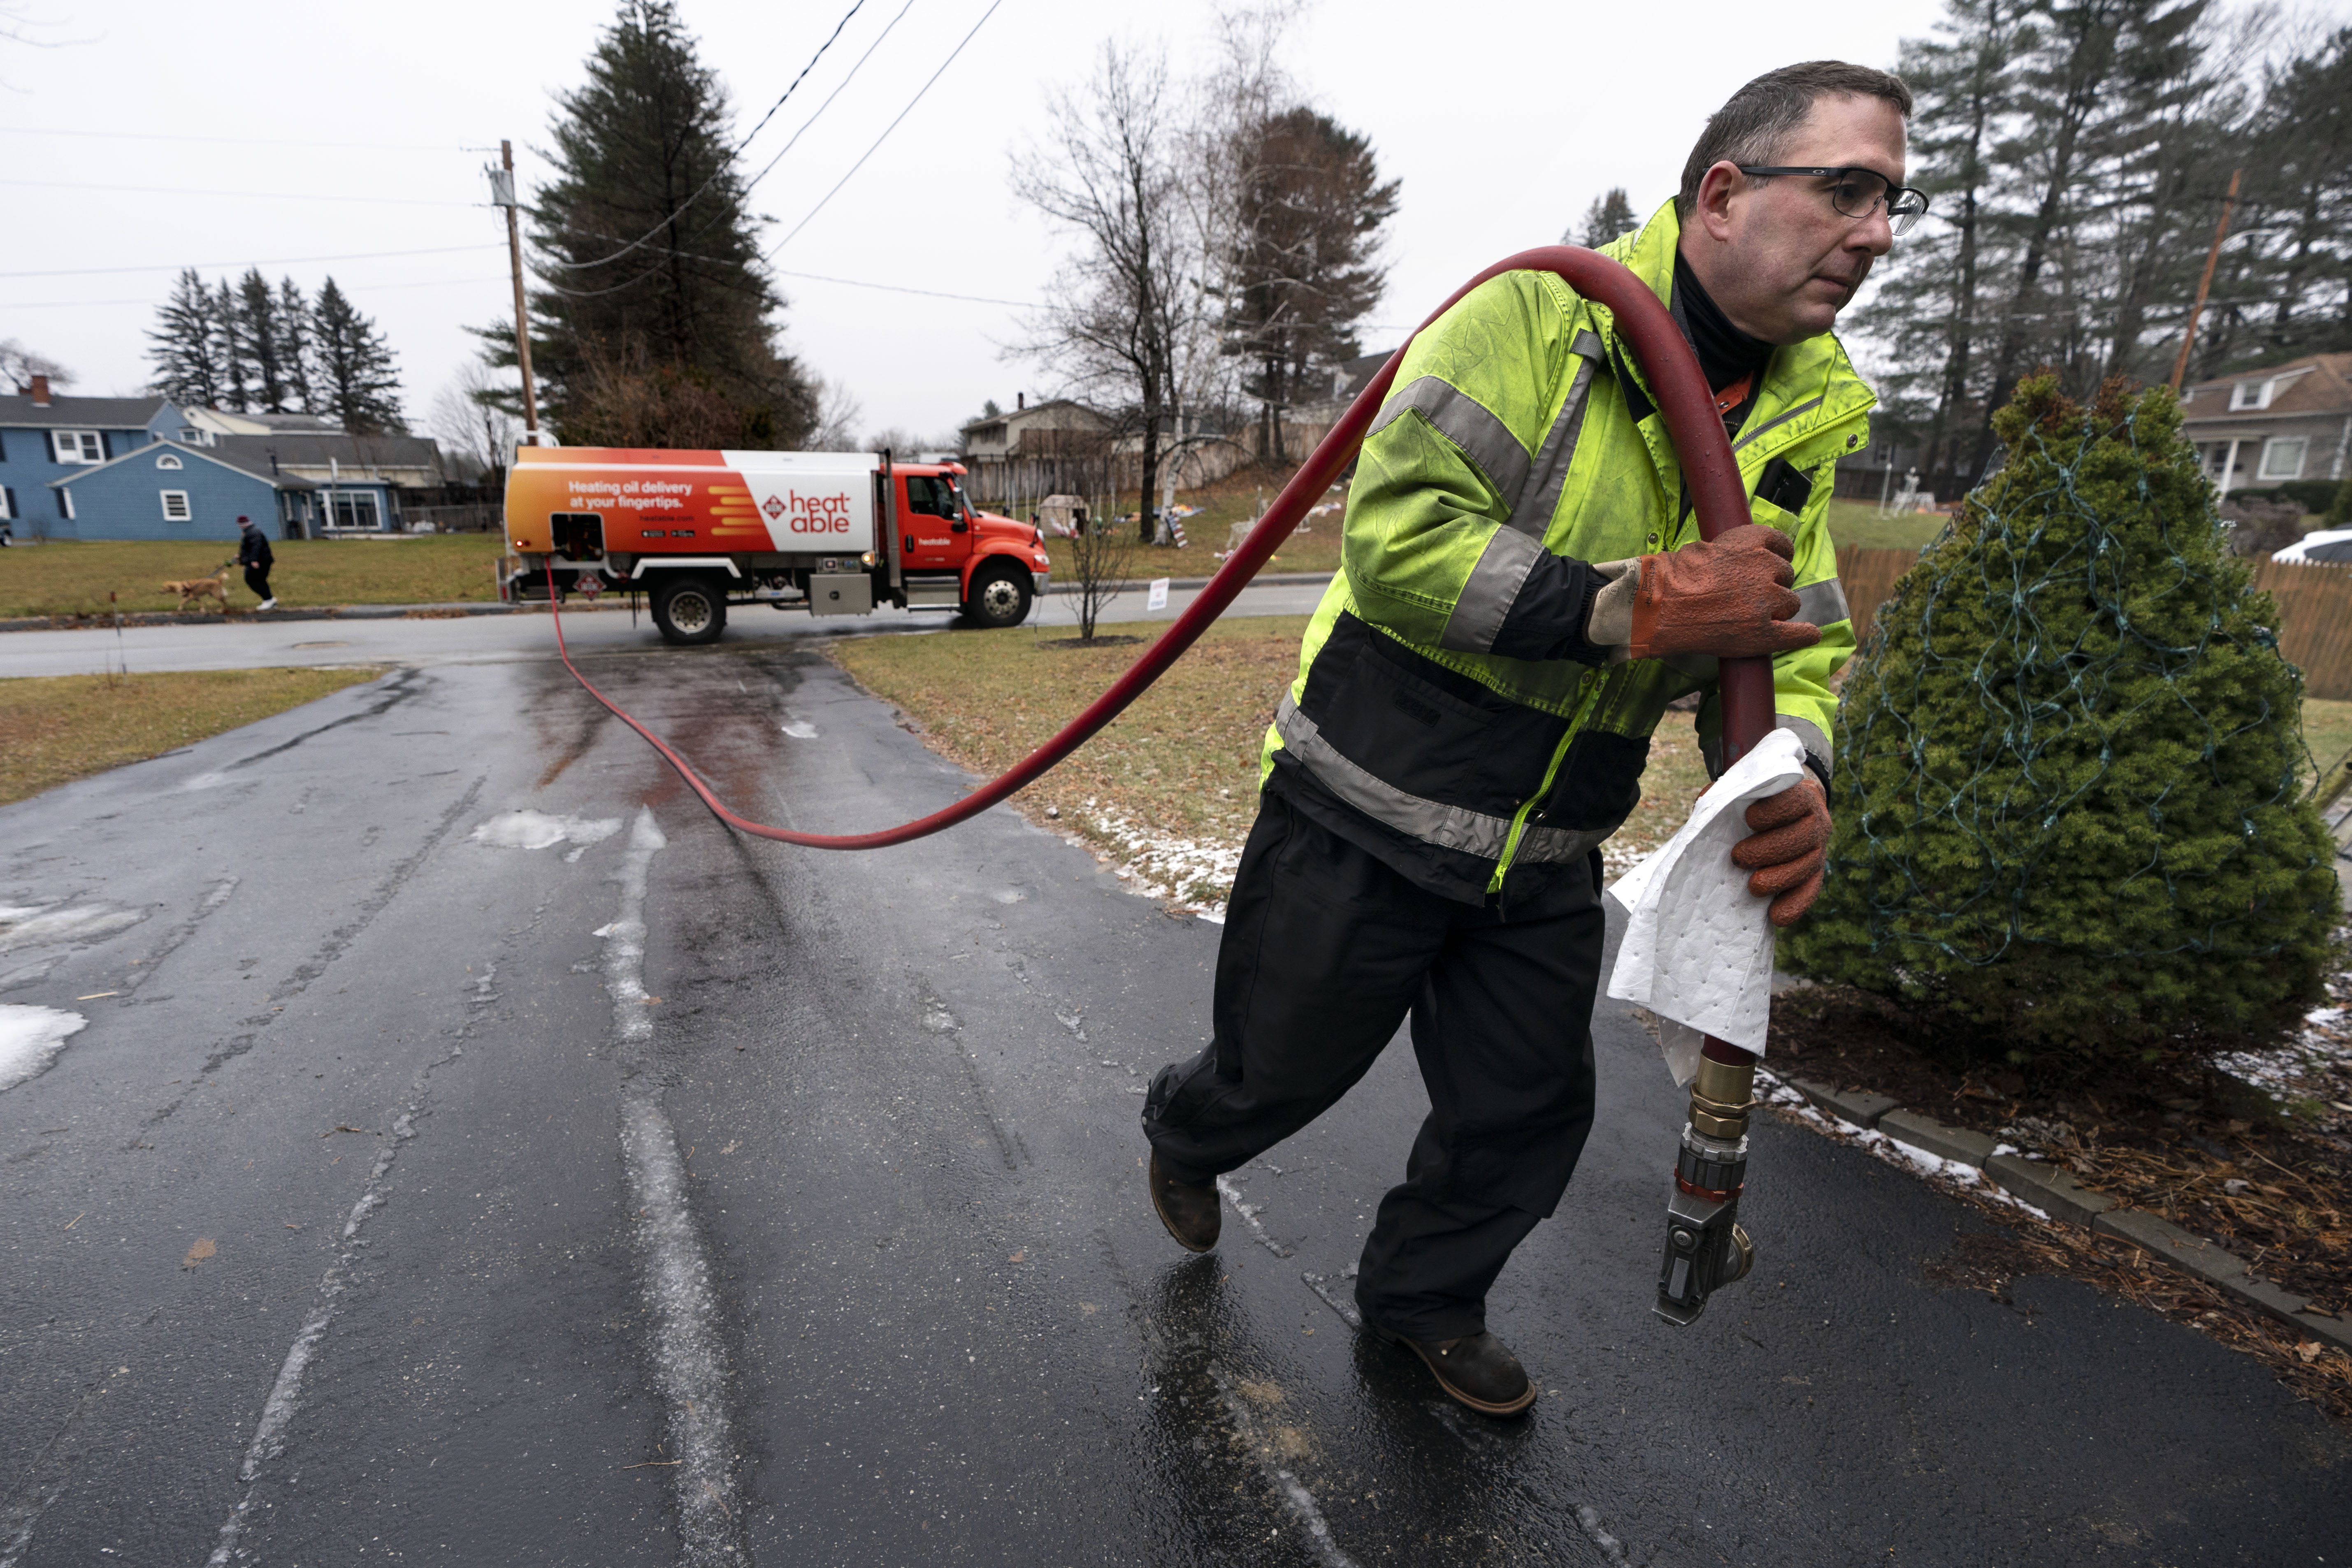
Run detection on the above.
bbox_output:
[1143,60,1924,1416]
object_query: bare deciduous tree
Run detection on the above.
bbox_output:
[1014,39,1189,543]
[430,360,521,485]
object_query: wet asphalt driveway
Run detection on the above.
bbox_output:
[1,633,2344,1566]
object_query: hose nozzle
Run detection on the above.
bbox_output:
[1654,1051,1759,1326]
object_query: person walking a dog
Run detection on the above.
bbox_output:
[236,516,276,611]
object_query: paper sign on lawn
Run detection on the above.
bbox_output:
[1147,578,1170,611]
[1605,727,1807,1087]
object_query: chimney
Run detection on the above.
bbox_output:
[30,374,49,407]
[1016,391,1025,411]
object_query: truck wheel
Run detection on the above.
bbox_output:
[963,561,1032,629]
[650,576,728,646]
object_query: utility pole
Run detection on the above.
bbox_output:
[488,140,543,445]
[2169,168,2242,393]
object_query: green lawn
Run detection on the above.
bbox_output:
[0,667,384,805]
[1825,499,1949,552]
[0,535,507,618]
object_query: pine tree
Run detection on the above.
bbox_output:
[1572,187,1635,248]
[277,277,316,414]
[511,0,815,446]
[235,268,299,413]
[146,268,224,407]
[1788,374,2339,1064]
[309,277,406,433]
[214,279,253,413]
[1220,105,1398,460]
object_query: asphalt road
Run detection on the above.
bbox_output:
[0,576,1335,679]
[1,633,2345,1566]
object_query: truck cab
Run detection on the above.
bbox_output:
[500,448,1052,645]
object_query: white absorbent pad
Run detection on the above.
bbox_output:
[1604,726,1807,1086]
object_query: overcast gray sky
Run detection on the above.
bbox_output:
[0,0,2287,443]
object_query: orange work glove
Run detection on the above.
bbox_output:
[1627,524,1820,662]
[1730,775,1830,927]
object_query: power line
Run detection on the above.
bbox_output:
[0,125,461,151]
[0,244,504,281]
[2,274,509,309]
[767,0,1006,258]
[0,178,476,208]
[774,266,1036,307]
[732,0,916,203]
[542,0,872,272]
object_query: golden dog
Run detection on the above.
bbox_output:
[160,569,231,613]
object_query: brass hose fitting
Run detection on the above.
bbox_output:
[1687,1052,1757,1141]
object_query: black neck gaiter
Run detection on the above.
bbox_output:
[1672,251,1774,394]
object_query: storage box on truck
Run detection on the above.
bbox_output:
[501,446,1052,645]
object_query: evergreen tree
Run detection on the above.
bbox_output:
[1220,105,1398,460]
[509,0,815,446]
[1788,374,2338,1063]
[1572,187,1635,248]
[146,268,225,407]
[235,268,300,413]
[1848,0,2029,481]
[309,277,406,433]
[277,277,316,414]
[214,279,253,413]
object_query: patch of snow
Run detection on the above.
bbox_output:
[780,721,819,739]
[469,810,623,852]
[0,902,146,955]
[0,1005,86,1093]
[1086,806,1242,916]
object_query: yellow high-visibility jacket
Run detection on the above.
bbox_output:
[1260,200,1866,904]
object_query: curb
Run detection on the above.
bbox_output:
[2,575,1337,632]
[1044,570,1333,595]
[1779,1073,2352,1354]
[0,600,652,633]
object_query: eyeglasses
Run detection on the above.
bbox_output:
[1735,165,1930,236]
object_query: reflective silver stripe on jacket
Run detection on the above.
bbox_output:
[1731,396,1825,453]
[1795,576,1849,627]
[1777,715,1832,780]
[1438,525,1544,654]
[1275,695,1614,865]
[1371,377,1530,501]
[1505,329,1606,539]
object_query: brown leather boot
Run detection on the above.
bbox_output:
[1148,1150,1220,1252]
[1376,1326,1535,1416]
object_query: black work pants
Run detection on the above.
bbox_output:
[1143,789,1603,1341]
[243,566,271,601]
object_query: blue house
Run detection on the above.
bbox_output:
[0,379,179,539]
[0,377,438,541]
[49,439,318,544]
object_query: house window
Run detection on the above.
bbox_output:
[331,492,380,530]
[51,430,103,464]
[155,452,183,470]
[2230,380,2274,411]
[57,488,73,520]
[2259,438,2308,481]
[160,490,192,521]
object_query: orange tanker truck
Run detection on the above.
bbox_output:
[501,446,1053,645]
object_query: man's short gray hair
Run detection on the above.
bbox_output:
[1676,61,1913,217]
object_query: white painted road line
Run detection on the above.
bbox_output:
[600,808,750,1565]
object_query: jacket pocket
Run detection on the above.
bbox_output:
[1299,612,1561,818]
[1538,729,1650,832]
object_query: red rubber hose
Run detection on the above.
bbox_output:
[544,243,1769,851]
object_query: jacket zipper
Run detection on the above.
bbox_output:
[1487,676,1605,895]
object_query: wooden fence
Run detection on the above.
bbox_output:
[1833,547,2352,702]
